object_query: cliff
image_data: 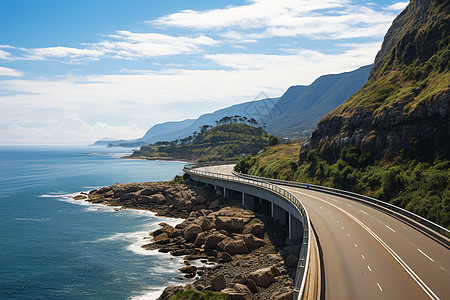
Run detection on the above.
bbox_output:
[300,0,450,162]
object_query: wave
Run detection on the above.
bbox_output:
[15,217,52,222]
[40,191,120,212]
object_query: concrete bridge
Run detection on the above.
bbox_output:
[184,163,450,300]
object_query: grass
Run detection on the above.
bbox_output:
[236,144,450,230]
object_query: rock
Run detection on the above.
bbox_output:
[271,266,282,277]
[233,283,252,295]
[245,279,258,294]
[194,232,207,247]
[196,216,211,231]
[73,195,87,200]
[243,234,265,250]
[204,233,227,249]
[273,290,294,300]
[209,199,220,210]
[243,223,264,238]
[220,252,233,262]
[179,265,197,278]
[157,285,183,300]
[139,187,158,196]
[154,232,170,244]
[248,267,275,287]
[148,193,166,204]
[192,204,208,211]
[110,183,142,198]
[211,274,227,291]
[232,274,247,284]
[119,192,138,201]
[171,248,192,256]
[215,216,244,231]
[183,224,202,242]
[218,238,249,254]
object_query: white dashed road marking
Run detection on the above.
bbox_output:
[377,283,383,292]
[418,249,434,262]
[385,225,396,232]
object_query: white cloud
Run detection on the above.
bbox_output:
[153,0,396,40]
[25,46,104,61]
[0,66,23,77]
[0,112,145,145]
[385,2,409,11]
[92,31,218,59]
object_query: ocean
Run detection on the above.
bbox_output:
[0,146,189,299]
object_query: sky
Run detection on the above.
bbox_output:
[0,0,409,145]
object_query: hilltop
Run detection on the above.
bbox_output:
[300,0,449,162]
[128,122,274,162]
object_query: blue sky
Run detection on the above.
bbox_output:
[0,0,409,145]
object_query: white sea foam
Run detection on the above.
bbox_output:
[130,283,180,300]
[40,191,120,212]
[15,217,52,222]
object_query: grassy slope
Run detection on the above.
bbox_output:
[328,0,449,119]
[131,123,271,161]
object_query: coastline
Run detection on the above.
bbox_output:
[122,155,194,164]
[75,179,297,299]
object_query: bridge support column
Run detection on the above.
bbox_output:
[272,203,287,226]
[223,187,228,198]
[242,192,255,210]
[289,214,303,242]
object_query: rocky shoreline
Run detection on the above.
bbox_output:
[74,179,297,299]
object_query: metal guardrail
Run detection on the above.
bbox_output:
[183,164,312,299]
[234,171,450,240]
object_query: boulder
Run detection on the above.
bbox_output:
[217,238,249,254]
[245,279,258,294]
[271,266,282,277]
[215,216,244,231]
[232,274,247,284]
[211,274,227,291]
[139,187,158,196]
[243,234,265,250]
[248,267,275,287]
[183,224,202,242]
[148,193,166,204]
[196,216,211,231]
[110,183,142,198]
[194,232,207,247]
[233,283,252,295]
[73,195,87,200]
[220,252,233,262]
[157,285,183,300]
[209,199,220,210]
[204,233,227,249]
[119,192,138,202]
[179,265,197,278]
[243,223,264,238]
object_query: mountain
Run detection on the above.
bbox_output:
[300,0,450,162]
[105,97,278,147]
[265,65,372,138]
[128,123,271,162]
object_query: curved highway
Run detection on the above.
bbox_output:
[197,165,450,300]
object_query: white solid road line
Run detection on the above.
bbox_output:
[286,187,440,300]
[418,249,434,262]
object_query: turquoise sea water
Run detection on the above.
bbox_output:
[0,146,188,299]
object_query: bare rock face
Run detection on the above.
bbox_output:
[243,223,264,238]
[243,234,265,250]
[157,285,183,300]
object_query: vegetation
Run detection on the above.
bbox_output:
[130,122,273,161]
[235,144,450,230]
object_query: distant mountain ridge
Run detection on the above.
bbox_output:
[266,65,372,138]
[98,65,372,147]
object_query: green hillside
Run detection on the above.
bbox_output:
[130,123,273,162]
[235,0,450,229]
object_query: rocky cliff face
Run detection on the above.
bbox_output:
[301,0,450,162]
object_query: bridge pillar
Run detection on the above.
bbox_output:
[272,203,287,226]
[289,214,303,242]
[242,192,255,210]
[223,187,228,198]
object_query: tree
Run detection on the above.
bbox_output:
[247,118,258,126]
[269,135,279,146]
[200,125,211,133]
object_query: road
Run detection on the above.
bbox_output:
[197,165,450,299]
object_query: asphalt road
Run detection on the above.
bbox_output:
[196,165,450,299]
